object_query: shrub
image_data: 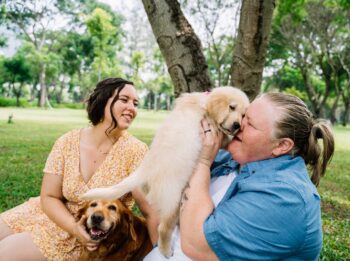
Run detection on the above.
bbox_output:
[51,102,85,109]
[0,97,30,107]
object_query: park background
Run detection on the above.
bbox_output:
[0,0,349,260]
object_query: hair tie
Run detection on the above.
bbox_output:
[313,125,323,139]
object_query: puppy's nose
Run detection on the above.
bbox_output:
[232,122,241,131]
[91,213,104,225]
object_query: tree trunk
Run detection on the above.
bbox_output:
[300,69,320,116]
[231,0,275,100]
[142,0,212,97]
[147,91,154,110]
[39,62,47,108]
[342,101,349,127]
[13,83,23,107]
[330,93,341,124]
[167,95,171,110]
[154,93,158,111]
[341,86,350,126]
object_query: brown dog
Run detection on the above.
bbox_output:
[77,199,153,261]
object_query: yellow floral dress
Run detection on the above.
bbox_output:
[0,129,148,260]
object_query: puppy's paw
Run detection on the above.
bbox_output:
[159,242,173,259]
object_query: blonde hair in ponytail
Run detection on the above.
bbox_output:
[262,93,335,186]
[304,120,334,186]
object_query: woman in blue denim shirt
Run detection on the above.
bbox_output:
[179,92,334,261]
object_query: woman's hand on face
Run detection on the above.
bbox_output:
[199,118,223,167]
[73,215,99,251]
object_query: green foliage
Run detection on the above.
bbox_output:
[263,65,304,92]
[205,35,234,86]
[50,102,85,109]
[0,97,30,107]
[140,47,174,110]
[0,35,7,48]
[0,0,126,107]
[2,53,33,83]
[130,51,146,87]
[79,7,125,91]
[275,0,307,25]
[284,87,308,101]
[268,0,350,121]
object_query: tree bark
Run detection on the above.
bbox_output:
[341,85,350,126]
[330,92,341,124]
[142,0,212,97]
[231,0,275,100]
[342,101,349,127]
[12,83,23,107]
[39,62,47,108]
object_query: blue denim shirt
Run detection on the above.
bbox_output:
[204,150,322,261]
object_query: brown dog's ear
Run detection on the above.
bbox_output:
[129,215,137,242]
[75,201,89,221]
[120,210,137,241]
[116,200,138,241]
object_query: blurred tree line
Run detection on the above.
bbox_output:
[0,0,173,110]
[0,0,349,125]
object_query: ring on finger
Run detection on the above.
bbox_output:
[204,129,211,133]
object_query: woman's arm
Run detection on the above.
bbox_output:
[40,173,98,250]
[179,119,222,261]
[180,162,218,261]
[132,188,159,244]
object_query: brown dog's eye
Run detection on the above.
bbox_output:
[108,205,117,211]
[90,202,97,207]
[229,105,236,111]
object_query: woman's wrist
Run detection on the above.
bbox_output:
[70,221,78,237]
[198,158,212,168]
[68,217,81,237]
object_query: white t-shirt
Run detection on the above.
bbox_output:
[144,172,237,261]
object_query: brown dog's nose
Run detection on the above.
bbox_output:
[232,122,240,131]
[91,213,104,225]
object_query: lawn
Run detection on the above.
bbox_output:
[0,107,349,259]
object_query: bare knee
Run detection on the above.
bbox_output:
[0,232,46,261]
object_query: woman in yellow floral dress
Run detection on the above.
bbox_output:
[0,78,158,260]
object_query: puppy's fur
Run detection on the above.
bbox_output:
[77,199,152,261]
[83,87,249,257]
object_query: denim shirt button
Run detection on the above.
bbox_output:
[252,170,256,174]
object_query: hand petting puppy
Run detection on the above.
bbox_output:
[198,118,223,167]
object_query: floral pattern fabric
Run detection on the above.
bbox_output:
[1,129,148,260]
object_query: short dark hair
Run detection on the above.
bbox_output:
[86,77,134,133]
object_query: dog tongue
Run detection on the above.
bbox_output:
[91,228,105,236]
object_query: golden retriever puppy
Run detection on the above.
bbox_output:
[77,199,152,261]
[83,87,249,257]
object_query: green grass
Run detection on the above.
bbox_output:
[318,126,350,260]
[0,108,349,259]
[0,108,167,211]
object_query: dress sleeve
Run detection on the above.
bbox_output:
[43,134,67,176]
[203,181,307,260]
